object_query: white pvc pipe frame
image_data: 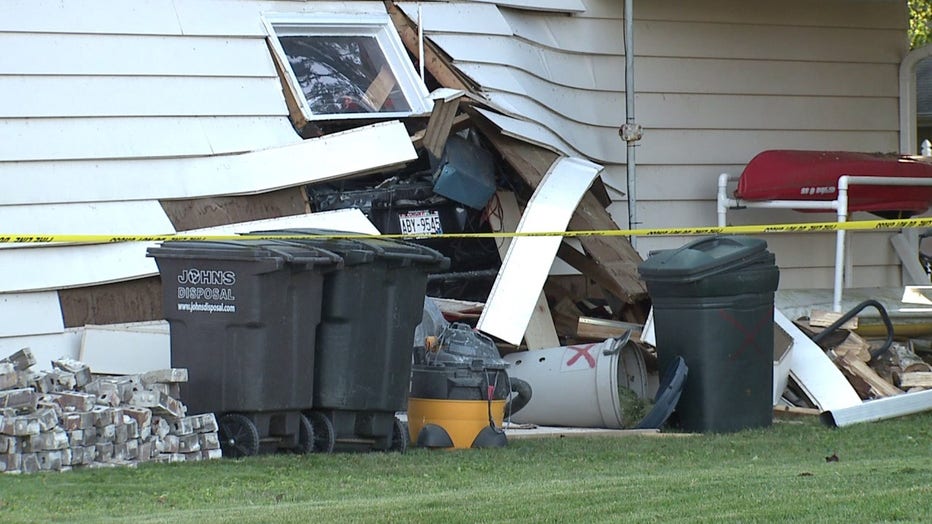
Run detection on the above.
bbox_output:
[717,173,932,313]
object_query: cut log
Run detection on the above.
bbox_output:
[887,341,932,373]
[834,352,904,398]
[894,371,932,389]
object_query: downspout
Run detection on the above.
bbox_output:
[620,0,642,250]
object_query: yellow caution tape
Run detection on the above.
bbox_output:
[4,216,932,244]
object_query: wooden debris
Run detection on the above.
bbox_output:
[388,0,646,307]
[773,405,821,417]
[576,317,643,341]
[809,310,858,330]
[887,341,932,373]
[0,348,220,474]
[894,371,932,389]
[833,351,904,399]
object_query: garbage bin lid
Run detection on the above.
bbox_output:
[146,239,342,269]
[637,235,771,282]
[249,228,449,270]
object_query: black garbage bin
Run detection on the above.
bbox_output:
[146,240,342,457]
[250,229,450,452]
[637,236,779,433]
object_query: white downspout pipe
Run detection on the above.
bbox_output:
[834,178,850,313]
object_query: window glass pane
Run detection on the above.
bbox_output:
[278,35,412,115]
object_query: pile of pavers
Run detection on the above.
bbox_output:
[0,348,221,474]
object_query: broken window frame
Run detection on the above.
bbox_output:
[262,12,433,122]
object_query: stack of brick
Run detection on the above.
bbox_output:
[0,348,222,474]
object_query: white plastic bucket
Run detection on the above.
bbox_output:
[502,337,649,429]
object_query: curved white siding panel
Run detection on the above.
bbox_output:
[0,121,416,205]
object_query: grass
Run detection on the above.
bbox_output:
[1,412,932,523]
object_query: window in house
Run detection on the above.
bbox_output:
[263,12,432,122]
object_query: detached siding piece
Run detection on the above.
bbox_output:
[0,120,416,205]
[79,326,170,376]
[0,208,381,293]
[0,201,175,247]
[0,292,64,338]
[477,157,602,345]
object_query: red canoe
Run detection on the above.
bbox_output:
[734,150,932,217]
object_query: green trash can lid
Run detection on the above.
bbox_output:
[248,228,450,270]
[637,235,772,282]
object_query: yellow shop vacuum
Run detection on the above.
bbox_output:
[408,323,531,449]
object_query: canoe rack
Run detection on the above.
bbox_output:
[718,170,932,313]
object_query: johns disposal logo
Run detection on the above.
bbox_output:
[176,268,237,313]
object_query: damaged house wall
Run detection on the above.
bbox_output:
[400,0,909,291]
[0,1,420,367]
[0,0,913,367]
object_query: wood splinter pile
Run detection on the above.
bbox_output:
[0,348,221,474]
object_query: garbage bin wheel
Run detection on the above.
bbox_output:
[294,413,316,455]
[306,411,335,454]
[218,413,260,458]
[388,416,408,453]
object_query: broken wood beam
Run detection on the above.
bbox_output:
[421,91,463,160]
[576,317,643,341]
[386,1,473,92]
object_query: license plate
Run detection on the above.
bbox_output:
[399,210,443,235]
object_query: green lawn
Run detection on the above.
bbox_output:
[2,412,931,523]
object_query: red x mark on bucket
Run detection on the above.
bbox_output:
[718,309,772,360]
[566,344,597,369]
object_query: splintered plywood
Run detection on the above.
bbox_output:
[477,157,601,345]
[79,324,170,375]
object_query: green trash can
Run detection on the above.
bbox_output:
[146,240,342,457]
[250,229,450,452]
[637,236,779,433]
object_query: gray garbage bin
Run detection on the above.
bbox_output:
[147,240,342,457]
[637,236,779,433]
[249,229,450,452]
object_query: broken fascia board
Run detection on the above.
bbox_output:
[0,120,416,205]
[821,389,932,428]
[79,325,170,375]
[477,156,601,345]
[776,309,862,412]
[0,291,64,338]
[0,208,380,293]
